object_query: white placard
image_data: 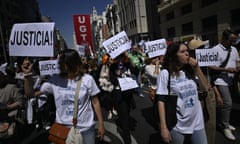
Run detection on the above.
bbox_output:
[144,38,167,58]
[102,31,131,59]
[9,22,55,57]
[118,77,138,91]
[39,59,60,76]
[195,49,221,66]
[76,44,85,56]
[0,63,8,75]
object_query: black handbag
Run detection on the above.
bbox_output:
[165,95,178,130]
[165,72,178,130]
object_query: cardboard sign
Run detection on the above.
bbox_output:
[39,60,60,76]
[195,49,221,66]
[118,77,138,91]
[9,22,55,57]
[102,31,131,59]
[144,38,167,58]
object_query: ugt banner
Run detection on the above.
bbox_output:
[73,14,94,55]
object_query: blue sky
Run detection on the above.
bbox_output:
[38,0,112,48]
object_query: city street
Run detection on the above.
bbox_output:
[100,85,240,144]
[5,85,240,144]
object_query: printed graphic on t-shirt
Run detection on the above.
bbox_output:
[178,80,197,109]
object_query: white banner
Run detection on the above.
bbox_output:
[39,59,60,76]
[102,31,131,59]
[9,22,55,57]
[144,38,167,58]
[195,49,221,66]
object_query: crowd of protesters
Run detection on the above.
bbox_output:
[0,29,240,144]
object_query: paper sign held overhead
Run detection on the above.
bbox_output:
[9,22,55,57]
[195,49,221,66]
[144,38,167,58]
[102,31,131,59]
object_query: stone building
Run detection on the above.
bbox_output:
[157,0,240,45]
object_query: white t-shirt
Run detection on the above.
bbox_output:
[212,44,239,86]
[156,69,204,134]
[40,73,100,132]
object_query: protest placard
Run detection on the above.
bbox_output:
[76,44,85,56]
[102,31,131,59]
[144,38,167,58]
[39,59,60,76]
[9,22,55,57]
[195,49,221,66]
[118,77,138,91]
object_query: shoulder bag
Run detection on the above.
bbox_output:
[209,48,231,84]
[148,87,156,102]
[147,76,156,102]
[164,72,178,130]
[48,78,83,144]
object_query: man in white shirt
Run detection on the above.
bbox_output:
[208,29,239,141]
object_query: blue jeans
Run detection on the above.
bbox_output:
[171,129,207,144]
[82,125,95,144]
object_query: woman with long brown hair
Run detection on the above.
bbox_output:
[25,49,105,144]
[156,42,209,144]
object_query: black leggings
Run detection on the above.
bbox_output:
[114,89,135,144]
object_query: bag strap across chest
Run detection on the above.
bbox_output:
[73,78,82,128]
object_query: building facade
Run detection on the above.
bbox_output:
[116,0,149,44]
[89,0,121,55]
[157,0,240,46]
[0,0,41,62]
[0,0,67,63]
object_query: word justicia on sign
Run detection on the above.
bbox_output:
[196,52,218,62]
[9,30,53,46]
[106,35,129,53]
[146,43,166,53]
[40,64,57,71]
